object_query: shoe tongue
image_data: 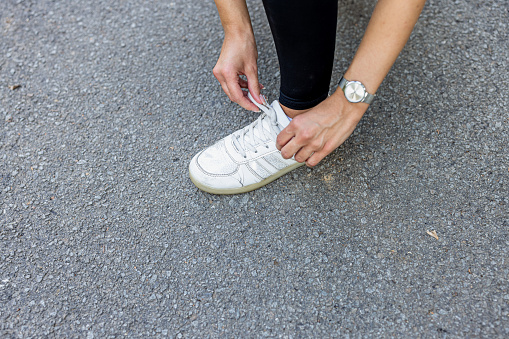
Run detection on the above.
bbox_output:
[251,115,271,140]
[250,101,288,141]
[241,99,290,145]
[270,100,291,129]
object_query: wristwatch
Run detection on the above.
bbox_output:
[338,76,375,104]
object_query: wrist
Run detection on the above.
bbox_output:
[331,89,369,118]
[223,23,255,40]
[223,30,256,52]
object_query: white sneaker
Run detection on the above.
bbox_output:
[189,92,304,194]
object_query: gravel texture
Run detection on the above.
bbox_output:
[1,0,508,337]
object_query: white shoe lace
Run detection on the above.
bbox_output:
[232,92,282,158]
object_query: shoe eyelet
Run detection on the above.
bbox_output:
[266,146,269,149]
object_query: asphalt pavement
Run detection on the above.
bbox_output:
[1,0,508,337]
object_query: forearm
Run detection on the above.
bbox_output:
[343,0,426,96]
[277,0,426,166]
[212,0,262,109]
[214,0,254,38]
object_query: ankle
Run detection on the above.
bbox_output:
[280,104,312,119]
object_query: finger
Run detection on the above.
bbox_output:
[294,147,315,163]
[305,150,328,167]
[225,78,260,112]
[279,137,303,160]
[214,71,232,98]
[219,81,232,100]
[239,81,264,92]
[305,142,335,167]
[276,126,295,150]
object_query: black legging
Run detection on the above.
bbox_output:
[262,0,338,110]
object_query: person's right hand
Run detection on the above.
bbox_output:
[212,33,264,111]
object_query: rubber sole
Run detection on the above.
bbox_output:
[189,162,305,195]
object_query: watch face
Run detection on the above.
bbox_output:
[344,81,366,103]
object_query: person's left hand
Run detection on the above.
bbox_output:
[276,91,369,167]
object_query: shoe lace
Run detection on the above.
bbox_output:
[232,92,281,158]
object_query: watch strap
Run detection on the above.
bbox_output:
[363,91,375,105]
[338,76,347,91]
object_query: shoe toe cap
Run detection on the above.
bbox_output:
[193,140,238,175]
[189,141,243,191]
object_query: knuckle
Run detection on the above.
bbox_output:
[291,116,303,127]
[225,68,238,77]
[300,130,313,140]
[246,65,258,75]
[284,126,294,135]
[310,140,322,149]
